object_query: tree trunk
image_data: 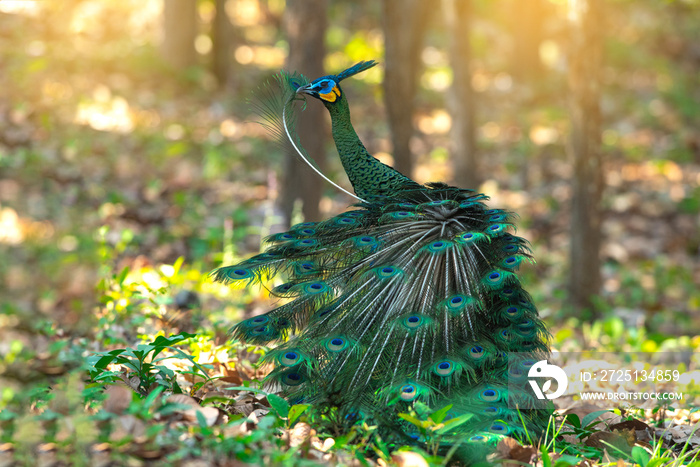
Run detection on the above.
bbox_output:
[381,0,432,178]
[162,0,198,70]
[511,0,545,190]
[512,0,543,85]
[445,0,477,189]
[212,0,233,87]
[567,0,604,317]
[280,0,328,226]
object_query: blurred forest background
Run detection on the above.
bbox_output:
[0,0,700,463]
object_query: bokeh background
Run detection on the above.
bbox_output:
[1,0,699,440]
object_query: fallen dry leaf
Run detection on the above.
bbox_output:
[496,437,538,466]
[219,362,243,384]
[167,394,200,408]
[289,422,312,447]
[585,431,633,454]
[111,414,147,443]
[103,384,134,415]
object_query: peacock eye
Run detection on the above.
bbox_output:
[319,80,333,93]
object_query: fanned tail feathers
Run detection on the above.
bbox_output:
[214,183,551,456]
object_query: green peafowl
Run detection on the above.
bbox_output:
[214,60,551,460]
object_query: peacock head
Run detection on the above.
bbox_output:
[295,60,378,106]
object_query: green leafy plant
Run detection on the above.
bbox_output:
[267,393,310,429]
[397,402,473,457]
[559,411,610,440]
[87,332,211,395]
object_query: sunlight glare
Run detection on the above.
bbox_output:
[568,0,584,23]
[220,119,240,139]
[539,40,561,69]
[422,69,452,92]
[235,45,284,67]
[25,40,45,57]
[417,110,451,135]
[75,90,134,134]
[374,152,394,166]
[493,73,512,92]
[421,46,445,66]
[0,207,24,244]
[160,264,175,278]
[195,34,213,55]
[0,1,38,15]
[529,125,559,145]
[471,71,490,92]
[232,0,263,26]
[165,124,185,140]
[235,45,254,64]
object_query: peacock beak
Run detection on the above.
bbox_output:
[296,83,314,95]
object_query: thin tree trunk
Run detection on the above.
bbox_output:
[567,0,604,316]
[381,0,432,178]
[512,0,543,85]
[162,0,198,70]
[212,0,233,87]
[281,0,328,226]
[445,0,477,189]
[512,0,544,190]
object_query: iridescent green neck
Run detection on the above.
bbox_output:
[325,95,420,199]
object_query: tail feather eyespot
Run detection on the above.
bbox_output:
[443,294,480,314]
[479,388,501,402]
[300,281,330,295]
[350,235,378,248]
[324,336,351,352]
[371,265,403,280]
[279,350,304,367]
[489,421,510,434]
[391,382,428,402]
[481,269,515,290]
[295,238,318,247]
[400,314,431,331]
[455,231,487,245]
[282,371,305,386]
[468,345,485,359]
[485,223,508,237]
[432,359,459,377]
[419,240,453,255]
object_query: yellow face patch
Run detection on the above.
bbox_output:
[319,85,341,102]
